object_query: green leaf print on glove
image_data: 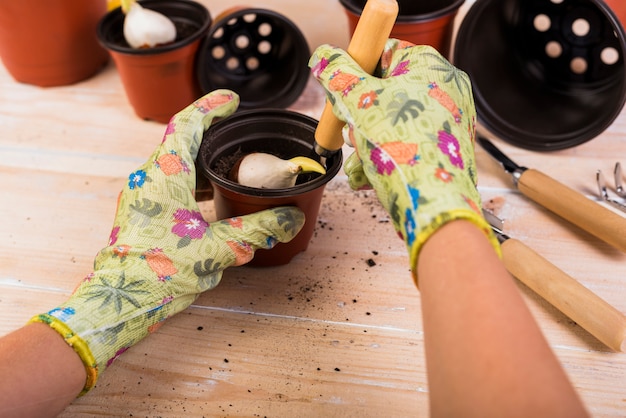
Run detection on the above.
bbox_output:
[309,40,500,285]
[29,90,305,395]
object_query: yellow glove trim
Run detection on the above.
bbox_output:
[409,209,502,288]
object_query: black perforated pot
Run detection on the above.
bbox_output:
[454,0,626,150]
[196,8,310,110]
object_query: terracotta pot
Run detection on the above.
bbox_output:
[196,8,310,110]
[0,0,109,87]
[338,0,465,59]
[198,109,342,266]
[97,0,211,123]
[454,0,626,151]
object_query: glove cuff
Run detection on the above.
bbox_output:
[28,314,98,396]
[408,209,502,288]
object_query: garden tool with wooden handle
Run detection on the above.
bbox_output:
[314,0,399,158]
[485,210,626,352]
[479,136,626,253]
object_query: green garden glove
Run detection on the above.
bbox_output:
[29,90,305,395]
[310,40,500,285]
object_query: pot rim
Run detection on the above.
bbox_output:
[97,0,212,55]
[338,0,465,23]
[199,109,342,198]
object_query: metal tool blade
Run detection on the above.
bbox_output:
[477,136,527,182]
[615,162,625,197]
[478,137,626,252]
[482,209,509,244]
[597,170,626,213]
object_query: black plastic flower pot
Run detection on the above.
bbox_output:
[196,8,310,110]
[454,0,626,150]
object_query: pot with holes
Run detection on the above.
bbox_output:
[454,0,626,150]
[196,8,310,110]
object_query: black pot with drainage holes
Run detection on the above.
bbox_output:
[196,8,310,110]
[454,0,626,150]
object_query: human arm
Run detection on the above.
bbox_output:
[419,220,588,417]
[0,323,86,417]
[310,40,589,416]
[0,90,305,418]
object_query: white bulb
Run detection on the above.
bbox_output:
[123,2,176,49]
[236,153,303,189]
[234,153,326,189]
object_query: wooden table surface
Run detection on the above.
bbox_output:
[1,0,625,416]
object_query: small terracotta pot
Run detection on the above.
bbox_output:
[97,0,211,123]
[338,0,465,59]
[198,109,342,266]
[0,0,109,87]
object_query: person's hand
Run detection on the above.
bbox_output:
[309,40,500,284]
[29,90,305,395]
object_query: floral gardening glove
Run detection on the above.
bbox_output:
[309,40,500,285]
[29,90,305,395]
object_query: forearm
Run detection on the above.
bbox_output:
[418,220,589,418]
[0,323,85,418]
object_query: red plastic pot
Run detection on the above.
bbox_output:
[198,109,342,267]
[338,0,465,59]
[97,0,211,123]
[0,0,109,87]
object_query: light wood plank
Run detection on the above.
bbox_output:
[62,307,429,418]
[0,0,624,416]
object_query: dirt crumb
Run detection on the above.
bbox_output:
[483,196,506,216]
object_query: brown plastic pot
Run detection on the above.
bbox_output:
[97,0,211,123]
[338,0,465,59]
[198,109,342,267]
[0,0,109,87]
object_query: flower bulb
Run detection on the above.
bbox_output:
[122,1,176,49]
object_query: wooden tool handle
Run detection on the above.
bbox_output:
[314,0,398,155]
[519,168,626,253]
[502,238,626,352]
